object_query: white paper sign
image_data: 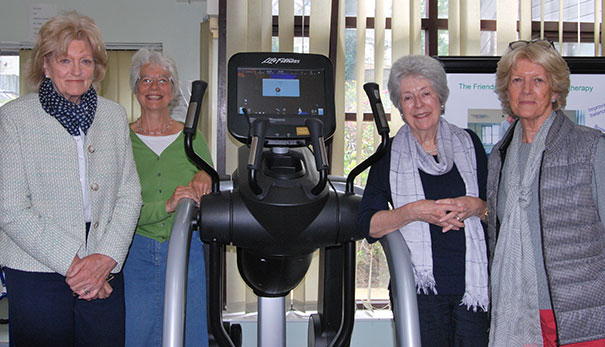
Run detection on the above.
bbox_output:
[29,4,57,42]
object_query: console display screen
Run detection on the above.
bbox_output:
[228,52,335,144]
[237,68,326,117]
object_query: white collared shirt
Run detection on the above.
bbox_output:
[74,129,92,223]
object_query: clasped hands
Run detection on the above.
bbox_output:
[420,196,485,233]
[66,253,117,301]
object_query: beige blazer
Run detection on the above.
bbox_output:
[0,93,142,275]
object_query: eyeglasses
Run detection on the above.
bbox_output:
[138,76,173,87]
[508,39,555,51]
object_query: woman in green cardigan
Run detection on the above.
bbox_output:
[123,48,212,347]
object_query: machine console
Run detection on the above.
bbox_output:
[228,52,335,146]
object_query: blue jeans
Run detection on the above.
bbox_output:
[416,294,489,347]
[123,231,208,347]
[4,268,125,347]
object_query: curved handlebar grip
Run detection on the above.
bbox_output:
[184,80,208,135]
[182,80,219,193]
[363,82,389,136]
[248,119,269,170]
[345,82,391,194]
[305,118,329,171]
[247,119,269,196]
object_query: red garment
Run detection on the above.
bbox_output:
[540,310,605,347]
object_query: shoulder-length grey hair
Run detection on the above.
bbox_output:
[129,48,180,99]
[387,55,449,115]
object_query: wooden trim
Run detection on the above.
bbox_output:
[274,15,600,44]
[427,0,438,55]
[266,14,602,125]
[326,0,340,169]
[344,112,392,122]
[533,21,599,42]
[329,0,339,66]
[272,15,310,36]
[217,0,227,175]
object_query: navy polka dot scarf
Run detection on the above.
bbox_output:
[38,77,97,136]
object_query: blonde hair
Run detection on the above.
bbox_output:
[26,11,107,91]
[495,42,570,116]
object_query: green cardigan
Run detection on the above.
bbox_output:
[130,128,213,242]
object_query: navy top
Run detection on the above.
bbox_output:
[356,129,488,295]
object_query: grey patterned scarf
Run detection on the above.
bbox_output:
[489,114,555,346]
[390,117,489,311]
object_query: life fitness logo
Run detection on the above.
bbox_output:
[261,57,301,64]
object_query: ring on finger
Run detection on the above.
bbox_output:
[84,287,90,295]
[455,215,462,221]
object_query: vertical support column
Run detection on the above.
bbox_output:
[258,296,286,347]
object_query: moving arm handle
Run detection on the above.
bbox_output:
[183,80,220,194]
[208,242,236,347]
[363,82,390,137]
[247,118,269,196]
[345,82,391,194]
[327,241,357,347]
[306,118,329,196]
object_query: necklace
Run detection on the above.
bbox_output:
[425,147,437,155]
[137,118,173,135]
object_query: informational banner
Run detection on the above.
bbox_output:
[442,71,605,154]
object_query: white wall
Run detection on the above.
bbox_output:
[0,0,207,85]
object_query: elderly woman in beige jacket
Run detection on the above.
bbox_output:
[0,11,141,346]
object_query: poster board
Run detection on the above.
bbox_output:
[436,56,605,154]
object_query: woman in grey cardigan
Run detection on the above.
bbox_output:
[0,11,141,346]
[488,40,605,346]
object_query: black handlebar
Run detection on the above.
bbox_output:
[345,82,391,194]
[247,119,269,196]
[183,80,220,193]
[306,118,329,196]
[363,82,390,136]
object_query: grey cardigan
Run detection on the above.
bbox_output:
[487,110,605,345]
[0,93,142,276]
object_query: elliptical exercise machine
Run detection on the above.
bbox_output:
[162,52,421,347]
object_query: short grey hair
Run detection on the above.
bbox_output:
[387,55,449,115]
[129,48,179,98]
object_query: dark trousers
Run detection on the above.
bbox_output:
[417,293,489,347]
[4,267,125,347]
